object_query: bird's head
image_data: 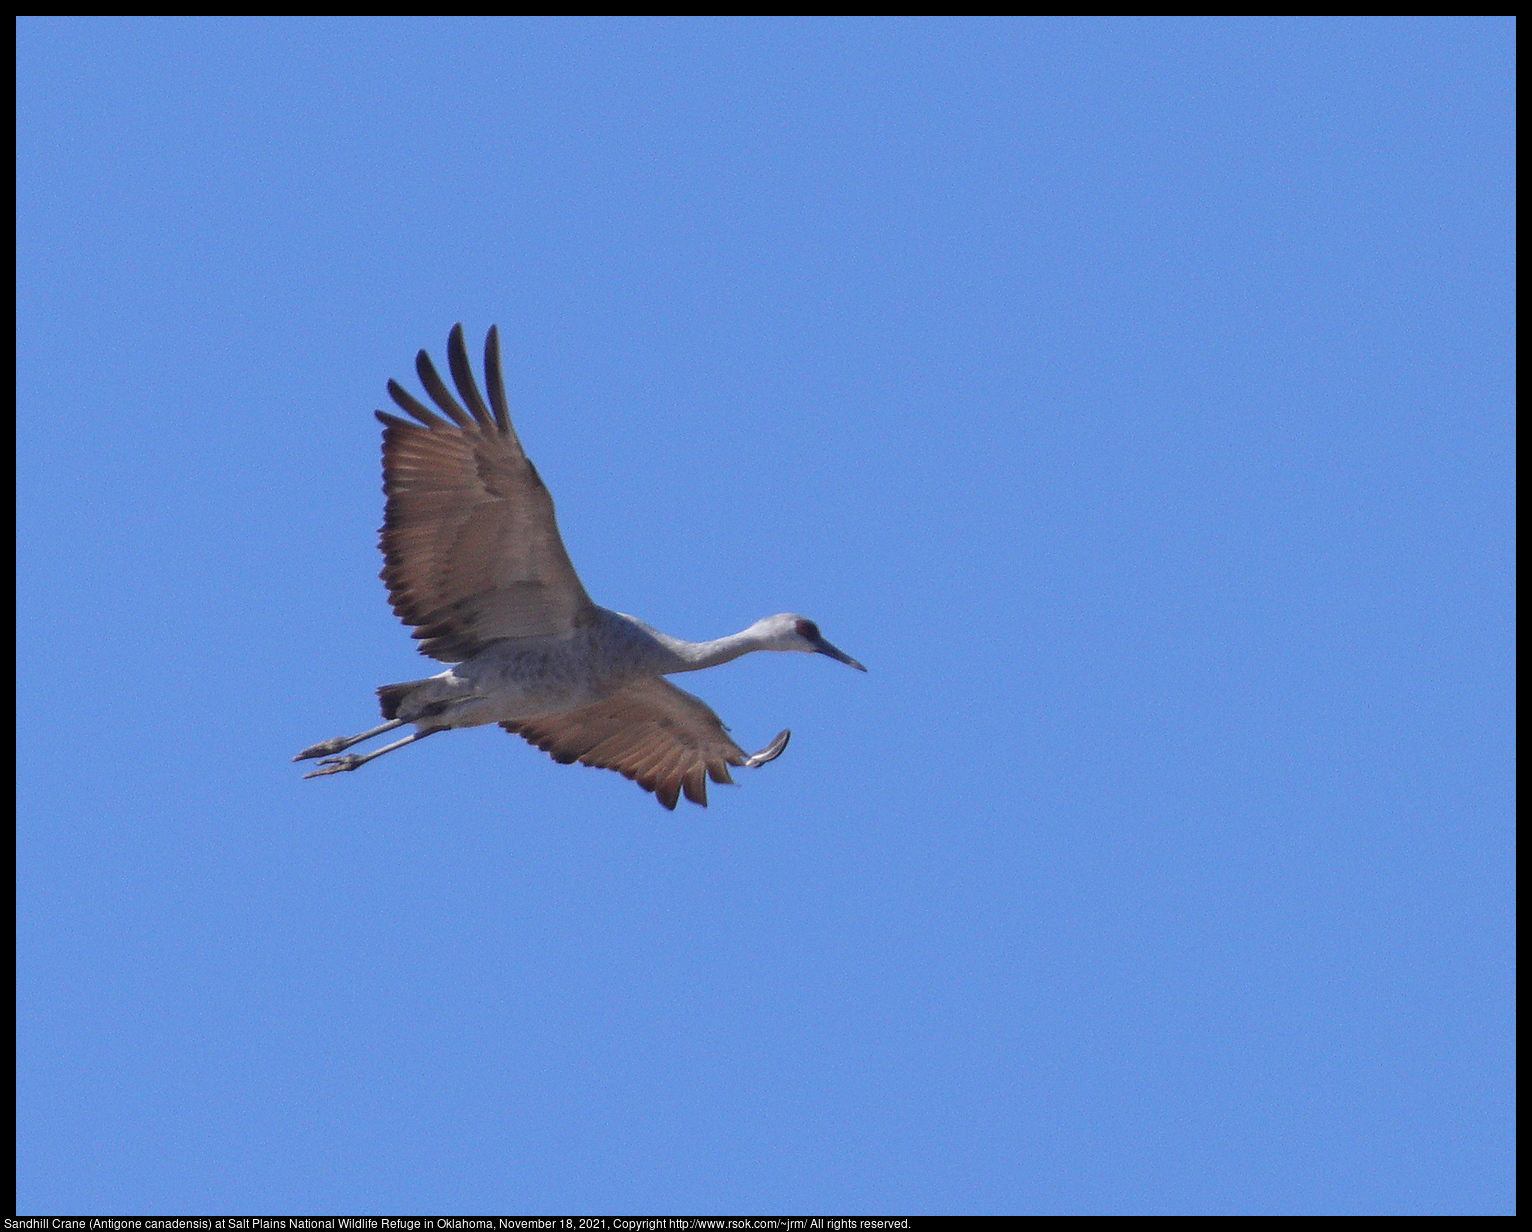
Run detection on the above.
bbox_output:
[752,613,867,671]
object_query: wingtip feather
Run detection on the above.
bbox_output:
[744,729,791,768]
[484,325,513,433]
[446,323,497,430]
[415,346,476,428]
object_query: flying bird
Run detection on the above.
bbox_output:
[295,324,865,809]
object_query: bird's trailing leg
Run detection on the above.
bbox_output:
[294,719,407,763]
[301,727,441,778]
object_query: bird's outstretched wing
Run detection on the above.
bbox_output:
[501,677,790,810]
[375,324,593,662]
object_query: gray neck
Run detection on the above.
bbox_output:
[651,626,765,673]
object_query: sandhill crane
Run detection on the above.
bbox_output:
[295,324,865,809]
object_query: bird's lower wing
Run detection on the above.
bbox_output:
[501,677,788,809]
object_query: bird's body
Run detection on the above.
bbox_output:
[382,609,681,731]
[296,324,863,808]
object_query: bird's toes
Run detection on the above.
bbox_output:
[302,755,363,778]
[294,737,349,761]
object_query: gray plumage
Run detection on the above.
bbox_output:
[295,324,865,809]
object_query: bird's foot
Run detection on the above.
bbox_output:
[302,754,367,778]
[294,737,350,761]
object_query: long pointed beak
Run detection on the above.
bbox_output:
[813,636,867,672]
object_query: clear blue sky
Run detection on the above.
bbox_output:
[17,17,1514,1216]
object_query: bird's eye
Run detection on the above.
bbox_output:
[795,619,820,640]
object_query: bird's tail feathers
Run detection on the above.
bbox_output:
[377,678,434,720]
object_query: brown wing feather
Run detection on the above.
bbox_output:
[502,677,756,810]
[376,325,593,661]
